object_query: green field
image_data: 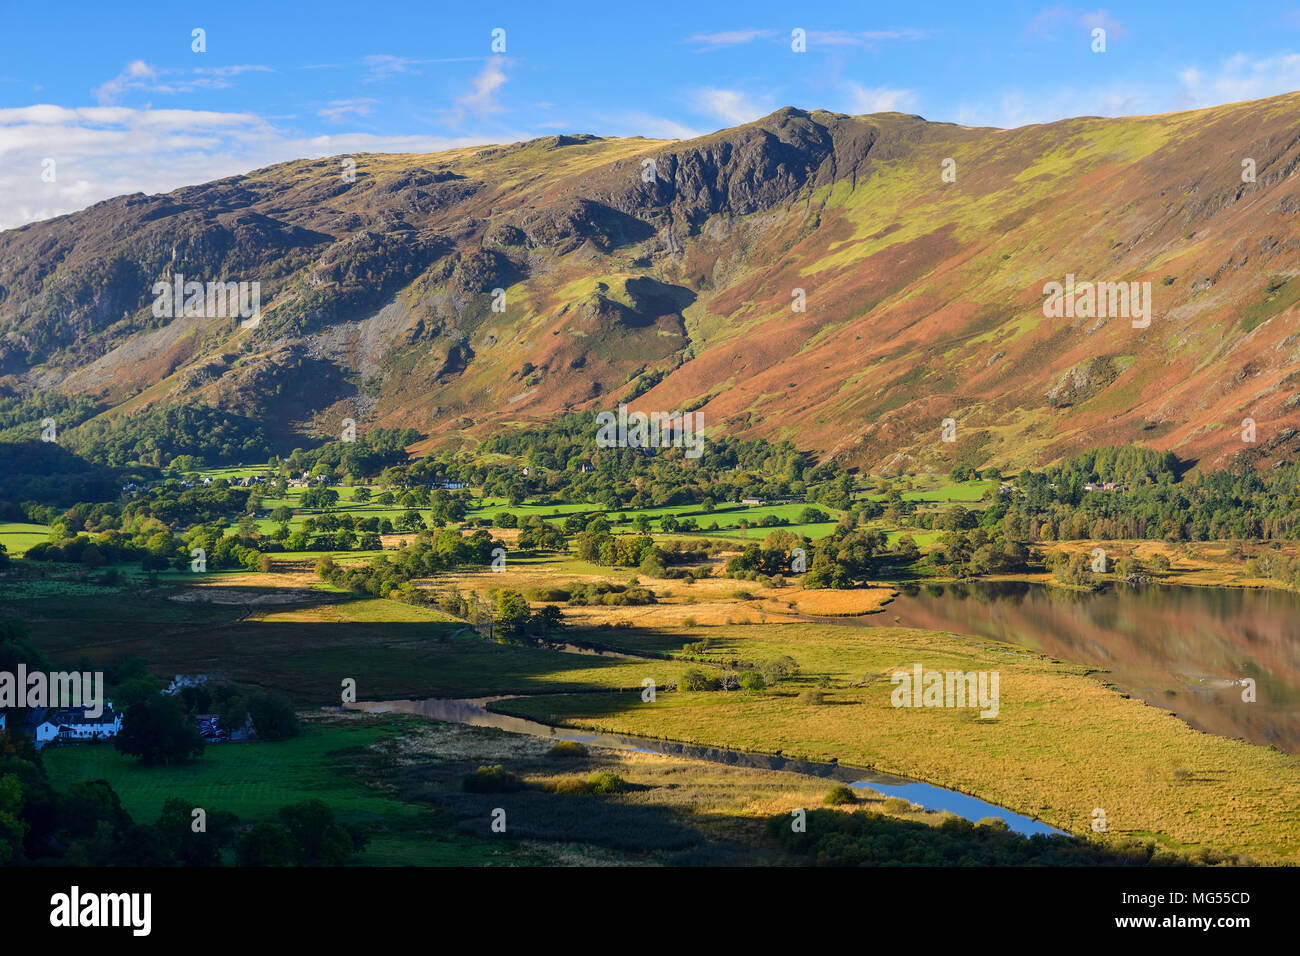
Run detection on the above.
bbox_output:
[4,574,693,705]
[862,478,996,505]
[0,521,50,555]
[42,718,403,824]
[40,715,511,865]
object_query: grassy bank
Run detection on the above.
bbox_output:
[495,622,1300,864]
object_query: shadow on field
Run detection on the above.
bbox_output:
[15,586,712,706]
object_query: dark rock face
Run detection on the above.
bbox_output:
[0,108,878,371]
[591,108,886,228]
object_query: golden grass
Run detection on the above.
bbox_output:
[777,587,896,616]
[1047,539,1296,590]
[381,715,949,850]
[502,623,1300,864]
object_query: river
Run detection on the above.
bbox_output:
[346,695,1064,837]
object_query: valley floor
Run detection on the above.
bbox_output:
[10,551,1298,865]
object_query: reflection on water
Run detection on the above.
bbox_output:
[347,696,1063,836]
[863,581,1300,753]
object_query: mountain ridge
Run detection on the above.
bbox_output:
[3,94,1300,472]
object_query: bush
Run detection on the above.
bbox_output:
[585,771,628,795]
[796,689,824,705]
[462,765,523,793]
[546,776,593,795]
[760,655,798,684]
[544,771,628,795]
[824,784,857,806]
[546,741,589,759]
[678,668,717,691]
[739,670,766,692]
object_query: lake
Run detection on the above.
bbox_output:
[859,581,1299,753]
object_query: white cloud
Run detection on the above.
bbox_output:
[684,27,921,50]
[1079,9,1128,39]
[952,82,1148,129]
[806,29,924,46]
[1024,7,1127,42]
[1175,53,1300,105]
[361,54,481,83]
[606,112,701,140]
[843,84,917,114]
[0,104,501,231]
[690,87,773,126]
[361,54,423,82]
[94,61,272,104]
[1023,6,1073,39]
[684,29,776,49]
[452,59,509,123]
[318,98,377,123]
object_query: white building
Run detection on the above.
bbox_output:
[33,703,124,749]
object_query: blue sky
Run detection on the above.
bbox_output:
[3,0,1300,228]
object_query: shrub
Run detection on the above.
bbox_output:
[678,668,717,691]
[546,741,589,759]
[462,765,523,793]
[544,771,628,795]
[546,776,592,795]
[797,689,824,705]
[585,771,628,795]
[739,670,766,692]
[760,655,798,684]
[824,784,857,806]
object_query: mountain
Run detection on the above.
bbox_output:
[3,94,1300,472]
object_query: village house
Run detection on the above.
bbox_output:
[164,674,208,695]
[31,702,123,749]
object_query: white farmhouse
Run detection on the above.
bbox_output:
[33,702,124,749]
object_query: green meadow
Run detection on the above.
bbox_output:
[0,521,51,555]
